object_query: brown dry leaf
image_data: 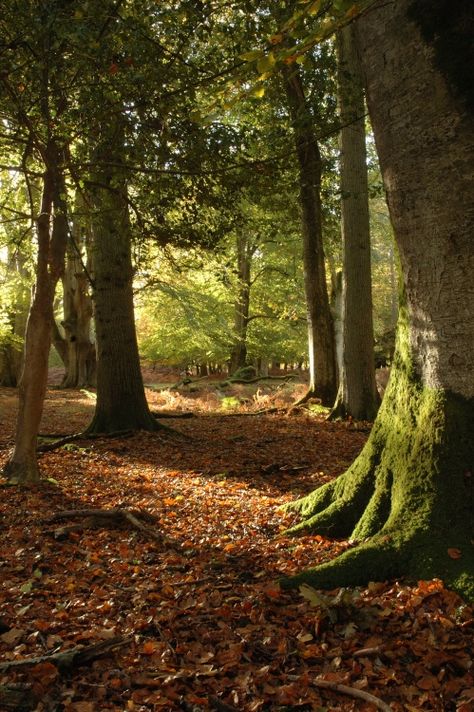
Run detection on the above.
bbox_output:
[0,384,473,712]
[0,627,25,644]
[447,547,462,559]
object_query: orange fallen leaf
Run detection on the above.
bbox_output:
[447,548,462,559]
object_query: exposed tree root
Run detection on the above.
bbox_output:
[0,636,132,673]
[281,327,474,600]
[37,430,134,453]
[288,388,322,412]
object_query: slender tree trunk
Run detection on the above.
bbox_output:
[86,118,157,434]
[60,193,95,388]
[283,66,337,405]
[330,25,379,421]
[283,0,474,600]
[4,147,68,483]
[229,231,251,375]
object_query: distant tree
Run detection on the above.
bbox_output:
[283,64,337,405]
[330,24,378,420]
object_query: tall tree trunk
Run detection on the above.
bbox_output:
[229,231,251,375]
[283,0,474,600]
[86,118,157,434]
[60,193,95,388]
[4,147,68,483]
[330,25,379,421]
[283,66,337,406]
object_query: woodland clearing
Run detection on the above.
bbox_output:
[0,375,472,712]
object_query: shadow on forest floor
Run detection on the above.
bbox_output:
[0,382,472,712]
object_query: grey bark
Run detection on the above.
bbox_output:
[60,192,95,388]
[357,0,474,399]
[331,25,379,420]
[283,65,337,405]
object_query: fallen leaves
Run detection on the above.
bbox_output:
[0,386,472,711]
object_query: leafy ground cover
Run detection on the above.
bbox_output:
[0,380,473,712]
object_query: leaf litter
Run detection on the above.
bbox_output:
[0,385,472,711]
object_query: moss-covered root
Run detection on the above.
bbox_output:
[279,313,474,601]
[280,530,474,602]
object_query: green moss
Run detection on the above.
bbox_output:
[281,304,474,601]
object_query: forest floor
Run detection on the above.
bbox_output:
[0,374,473,712]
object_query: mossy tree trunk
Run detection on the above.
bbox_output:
[283,0,474,601]
[86,117,158,434]
[330,25,379,421]
[283,65,337,406]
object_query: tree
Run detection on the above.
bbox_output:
[56,192,95,389]
[283,65,337,406]
[229,230,253,374]
[86,114,158,433]
[283,0,474,600]
[330,24,378,420]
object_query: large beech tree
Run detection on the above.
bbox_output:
[283,0,474,600]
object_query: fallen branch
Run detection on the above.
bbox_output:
[37,430,134,453]
[312,678,392,712]
[219,374,297,387]
[0,636,132,673]
[43,508,167,544]
[152,410,195,419]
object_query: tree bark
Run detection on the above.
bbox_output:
[283,66,337,405]
[283,0,474,600]
[60,192,95,388]
[86,117,157,434]
[4,146,68,483]
[330,25,379,421]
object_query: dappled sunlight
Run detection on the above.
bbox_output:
[0,387,473,711]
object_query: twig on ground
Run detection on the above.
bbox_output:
[312,678,392,712]
[0,636,132,673]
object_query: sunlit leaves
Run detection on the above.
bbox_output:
[0,390,472,710]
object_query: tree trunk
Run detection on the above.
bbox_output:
[60,193,95,388]
[283,0,474,601]
[330,25,379,421]
[229,231,251,375]
[86,118,157,434]
[4,148,68,483]
[283,66,337,406]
